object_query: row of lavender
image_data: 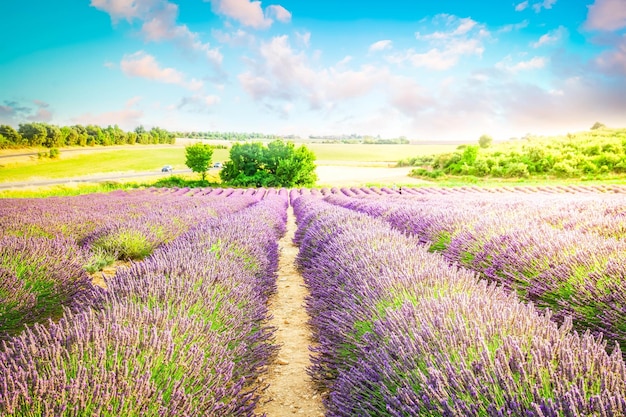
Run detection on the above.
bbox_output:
[312,184,626,195]
[319,188,626,356]
[0,188,267,339]
[0,192,288,416]
[291,194,626,416]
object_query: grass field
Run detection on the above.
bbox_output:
[307,143,456,163]
[0,143,457,183]
[0,147,230,182]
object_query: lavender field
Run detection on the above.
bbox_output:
[1,185,626,416]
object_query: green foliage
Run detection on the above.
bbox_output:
[0,125,22,148]
[478,134,493,148]
[462,145,479,164]
[591,122,606,130]
[406,128,626,180]
[184,143,214,181]
[220,140,317,187]
[18,122,48,146]
[504,162,530,178]
[84,248,117,273]
[91,230,158,261]
[2,122,175,149]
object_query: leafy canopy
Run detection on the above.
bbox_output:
[478,134,493,148]
[185,143,214,181]
[220,140,317,187]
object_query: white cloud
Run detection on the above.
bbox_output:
[369,40,393,53]
[126,96,142,107]
[337,56,353,66]
[390,38,485,70]
[388,15,488,71]
[325,66,385,101]
[498,20,529,33]
[496,55,548,72]
[120,51,204,91]
[532,0,557,13]
[0,100,52,124]
[595,34,626,75]
[515,1,529,11]
[415,16,482,41]
[89,0,142,22]
[585,0,626,31]
[212,28,255,47]
[295,31,311,48]
[532,26,568,48]
[176,94,222,112]
[26,100,53,122]
[93,0,222,68]
[238,35,387,112]
[266,5,291,23]
[207,0,291,29]
[387,76,434,116]
[238,72,274,101]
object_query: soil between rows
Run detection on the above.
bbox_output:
[255,206,326,416]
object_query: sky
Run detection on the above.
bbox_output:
[1,0,625,141]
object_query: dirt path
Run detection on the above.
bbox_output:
[256,207,325,416]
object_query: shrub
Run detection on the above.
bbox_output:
[551,161,577,177]
[503,162,529,178]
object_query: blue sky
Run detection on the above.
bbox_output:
[1,0,625,141]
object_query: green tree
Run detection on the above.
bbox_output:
[220,140,317,187]
[591,122,606,130]
[462,145,479,165]
[478,134,493,148]
[0,125,22,146]
[18,122,47,146]
[185,143,214,181]
[43,124,63,148]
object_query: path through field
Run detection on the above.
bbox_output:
[256,207,325,416]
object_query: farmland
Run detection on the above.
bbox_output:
[0,142,456,185]
[1,185,626,415]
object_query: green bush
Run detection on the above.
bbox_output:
[503,162,530,178]
[399,128,626,180]
[551,161,577,177]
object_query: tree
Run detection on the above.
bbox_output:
[18,122,48,146]
[43,124,63,148]
[478,134,493,148]
[185,143,214,181]
[220,140,317,187]
[591,122,606,130]
[462,145,479,165]
[0,125,22,146]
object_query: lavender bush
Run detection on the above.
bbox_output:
[323,189,626,356]
[0,193,288,416]
[0,189,263,340]
[292,194,626,416]
[0,236,101,339]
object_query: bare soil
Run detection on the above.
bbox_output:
[90,260,130,289]
[256,207,326,416]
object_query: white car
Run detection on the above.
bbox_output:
[213,162,222,168]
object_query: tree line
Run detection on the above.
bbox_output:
[0,123,175,149]
[174,131,281,141]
